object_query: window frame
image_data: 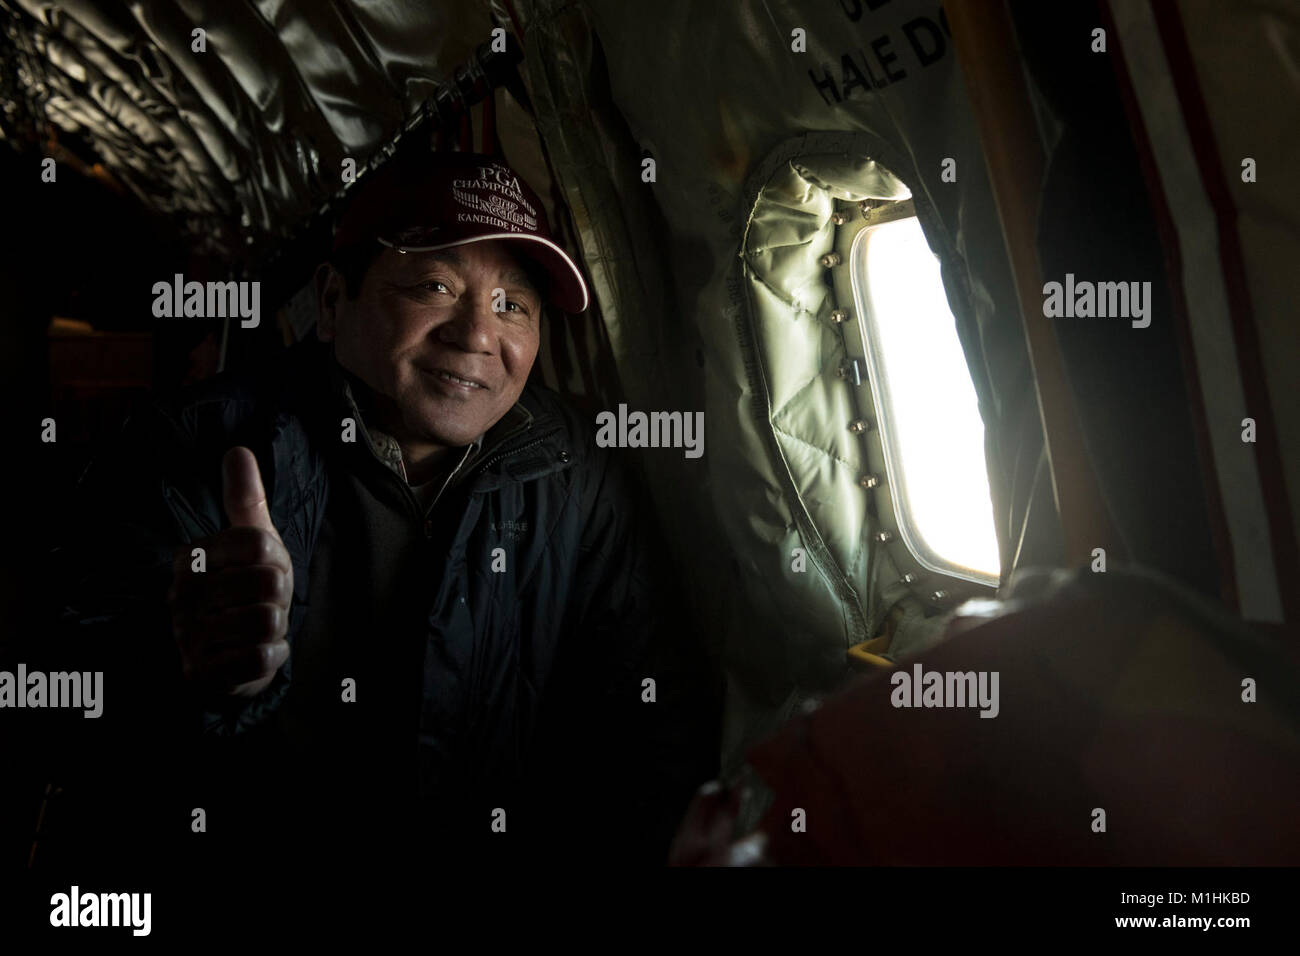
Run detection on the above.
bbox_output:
[848,211,1000,589]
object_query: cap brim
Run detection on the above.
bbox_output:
[378,233,590,313]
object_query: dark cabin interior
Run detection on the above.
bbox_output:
[1,0,1297,939]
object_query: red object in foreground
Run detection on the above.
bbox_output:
[704,567,1300,866]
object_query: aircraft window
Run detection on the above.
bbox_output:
[850,215,1000,586]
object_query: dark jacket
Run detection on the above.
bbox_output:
[51,339,716,873]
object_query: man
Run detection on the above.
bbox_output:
[50,150,716,877]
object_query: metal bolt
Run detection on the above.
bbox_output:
[558,450,570,463]
[820,252,842,268]
[902,572,917,584]
[875,530,893,544]
[859,474,879,489]
[830,212,847,226]
[830,309,850,323]
[848,419,871,434]
[931,590,949,602]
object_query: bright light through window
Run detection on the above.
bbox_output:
[850,216,1000,585]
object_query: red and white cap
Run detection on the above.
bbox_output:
[332,150,590,313]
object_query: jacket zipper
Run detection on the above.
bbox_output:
[474,435,550,474]
[412,429,565,529]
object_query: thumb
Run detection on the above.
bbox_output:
[222,446,279,537]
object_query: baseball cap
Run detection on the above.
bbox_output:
[331,150,590,313]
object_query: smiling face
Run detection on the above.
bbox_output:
[316,240,543,462]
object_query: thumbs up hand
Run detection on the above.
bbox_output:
[168,447,295,699]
